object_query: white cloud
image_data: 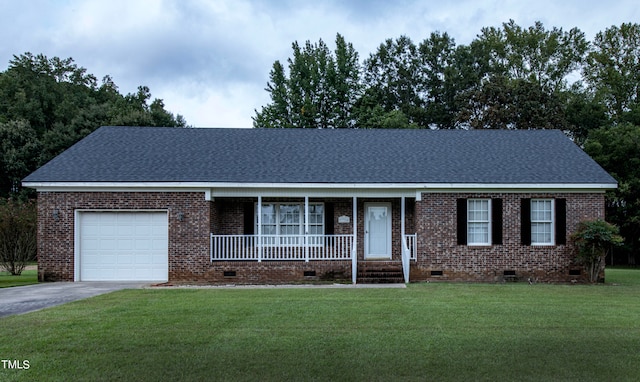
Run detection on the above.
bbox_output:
[1,0,639,128]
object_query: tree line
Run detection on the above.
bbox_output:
[0,52,187,198]
[254,21,640,264]
[0,21,638,264]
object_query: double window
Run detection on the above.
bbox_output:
[256,203,324,236]
[458,197,566,247]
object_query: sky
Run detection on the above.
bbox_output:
[1,0,638,128]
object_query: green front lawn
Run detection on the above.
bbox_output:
[0,269,37,288]
[1,268,639,381]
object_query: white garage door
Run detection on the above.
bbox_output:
[79,211,168,281]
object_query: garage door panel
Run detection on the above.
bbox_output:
[99,238,118,250]
[79,212,168,282]
[117,239,135,250]
[152,239,168,250]
[135,239,152,250]
[100,254,117,265]
[135,225,153,236]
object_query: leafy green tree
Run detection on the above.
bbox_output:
[457,20,588,131]
[0,199,37,275]
[359,36,426,127]
[571,219,623,282]
[417,32,459,128]
[584,23,640,123]
[0,53,187,196]
[331,34,362,128]
[584,124,640,264]
[0,120,41,196]
[253,34,360,129]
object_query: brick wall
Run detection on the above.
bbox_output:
[38,191,604,284]
[412,192,605,283]
[37,192,210,282]
[202,261,352,284]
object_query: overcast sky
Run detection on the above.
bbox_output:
[1,0,638,128]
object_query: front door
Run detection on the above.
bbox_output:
[364,203,392,259]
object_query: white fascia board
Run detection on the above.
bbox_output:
[23,181,617,194]
[418,183,617,193]
[211,188,416,198]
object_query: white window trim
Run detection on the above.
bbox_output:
[531,199,555,246]
[467,199,491,246]
[255,202,325,238]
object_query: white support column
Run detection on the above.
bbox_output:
[401,196,406,239]
[257,196,262,262]
[352,196,358,284]
[401,196,409,283]
[304,196,309,262]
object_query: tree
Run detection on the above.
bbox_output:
[584,23,640,122]
[584,124,640,264]
[359,36,427,127]
[0,120,41,196]
[253,34,360,129]
[418,32,459,128]
[0,199,37,276]
[456,20,588,130]
[571,219,623,283]
[0,53,187,196]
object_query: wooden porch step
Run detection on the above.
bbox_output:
[357,261,404,284]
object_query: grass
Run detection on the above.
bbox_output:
[0,269,37,288]
[0,268,639,381]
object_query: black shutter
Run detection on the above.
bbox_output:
[457,199,467,245]
[325,203,334,235]
[521,198,531,245]
[491,198,503,245]
[243,202,254,235]
[555,199,566,245]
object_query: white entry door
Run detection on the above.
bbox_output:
[364,203,392,259]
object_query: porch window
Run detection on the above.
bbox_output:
[467,199,491,245]
[255,203,324,238]
[531,199,554,245]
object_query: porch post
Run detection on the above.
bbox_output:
[401,196,409,283]
[352,196,357,284]
[401,196,406,239]
[257,195,262,262]
[304,196,309,262]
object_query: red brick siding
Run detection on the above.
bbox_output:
[202,261,351,284]
[412,192,605,282]
[38,191,602,284]
[37,192,210,282]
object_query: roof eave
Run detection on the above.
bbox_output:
[23,181,618,193]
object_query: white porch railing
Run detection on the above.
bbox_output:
[210,234,353,262]
[404,234,417,261]
[401,234,417,283]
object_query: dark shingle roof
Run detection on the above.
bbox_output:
[23,126,616,185]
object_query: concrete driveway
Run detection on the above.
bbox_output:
[0,282,147,318]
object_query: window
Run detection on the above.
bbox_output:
[467,199,491,245]
[531,199,554,245]
[255,203,324,238]
[457,198,502,246]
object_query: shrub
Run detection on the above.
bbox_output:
[571,219,623,283]
[0,199,37,275]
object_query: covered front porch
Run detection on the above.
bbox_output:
[209,192,417,283]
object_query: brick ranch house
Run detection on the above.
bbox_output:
[23,126,617,284]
